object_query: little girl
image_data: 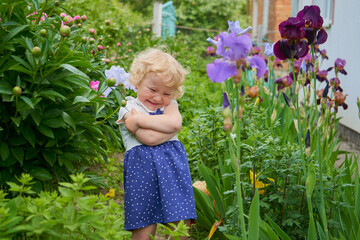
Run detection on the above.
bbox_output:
[116,48,197,239]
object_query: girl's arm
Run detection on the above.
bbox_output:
[125,102,182,134]
[133,128,179,146]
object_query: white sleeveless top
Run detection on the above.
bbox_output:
[116,96,179,151]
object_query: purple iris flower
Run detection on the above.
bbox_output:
[264,43,275,56]
[335,58,347,75]
[297,5,327,45]
[275,74,294,90]
[279,17,305,40]
[316,70,328,82]
[207,21,253,83]
[248,55,267,80]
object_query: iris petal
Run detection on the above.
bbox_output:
[315,28,328,45]
[206,59,237,83]
[248,55,267,79]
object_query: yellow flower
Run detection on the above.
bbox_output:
[193,181,210,196]
[249,170,274,195]
[105,188,116,198]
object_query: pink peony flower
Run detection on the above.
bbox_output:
[90,80,100,91]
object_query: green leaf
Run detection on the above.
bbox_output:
[60,64,90,80]
[265,215,291,240]
[3,25,29,42]
[22,126,36,147]
[31,0,40,10]
[43,151,57,167]
[248,189,260,240]
[20,96,34,109]
[58,157,74,172]
[42,117,66,128]
[0,142,10,161]
[11,55,32,70]
[38,90,66,101]
[11,147,24,164]
[0,80,12,95]
[62,112,76,130]
[38,125,54,138]
[198,160,225,218]
[30,110,41,126]
[30,167,53,181]
[11,116,22,127]
[73,96,90,104]
[8,64,33,76]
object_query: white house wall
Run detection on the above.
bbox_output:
[320,0,360,133]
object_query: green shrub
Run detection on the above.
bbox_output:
[0,0,123,191]
[0,173,130,239]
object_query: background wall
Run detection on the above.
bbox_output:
[320,0,360,133]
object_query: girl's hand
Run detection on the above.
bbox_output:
[125,109,143,134]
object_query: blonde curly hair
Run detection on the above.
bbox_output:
[129,47,188,99]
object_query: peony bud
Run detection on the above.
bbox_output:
[60,13,67,18]
[89,28,95,35]
[12,86,22,95]
[60,25,71,37]
[89,37,95,44]
[81,36,88,43]
[63,15,71,23]
[105,59,110,64]
[81,15,87,22]
[107,78,116,86]
[117,42,121,47]
[55,1,60,6]
[73,15,81,24]
[39,29,47,37]
[31,46,41,57]
[121,100,127,105]
[105,19,111,26]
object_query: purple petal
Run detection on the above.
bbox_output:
[221,32,253,60]
[297,5,324,29]
[223,92,231,109]
[273,40,292,60]
[315,28,328,45]
[228,20,253,35]
[206,59,237,83]
[248,55,267,79]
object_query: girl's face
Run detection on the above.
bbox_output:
[136,73,175,111]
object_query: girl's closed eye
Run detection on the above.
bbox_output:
[149,88,156,92]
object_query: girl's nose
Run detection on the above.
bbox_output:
[153,95,161,102]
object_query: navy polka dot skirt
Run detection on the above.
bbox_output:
[123,140,197,231]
